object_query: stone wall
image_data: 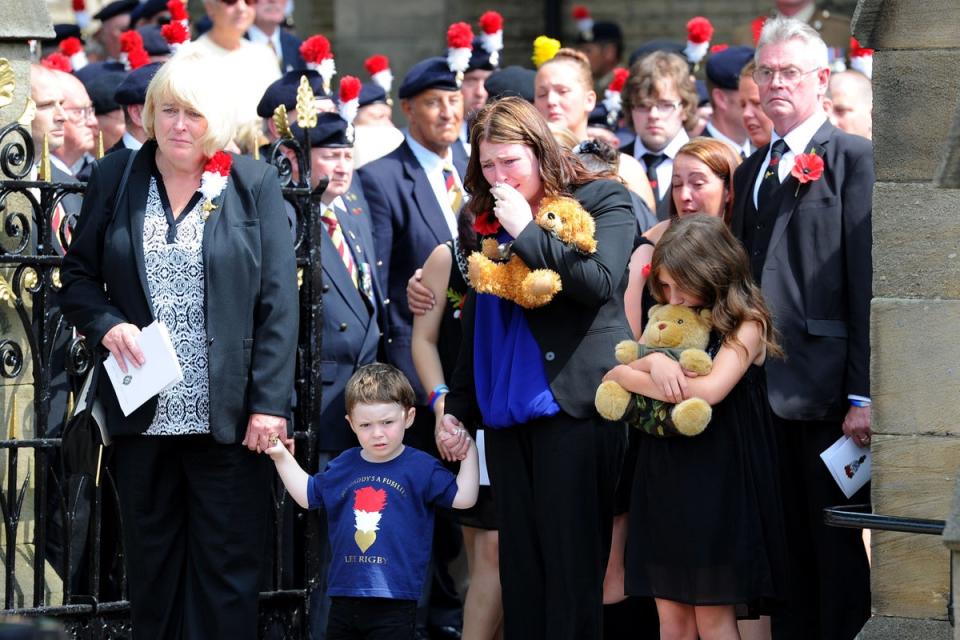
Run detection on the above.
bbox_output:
[854,0,960,626]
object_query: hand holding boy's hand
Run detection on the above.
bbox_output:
[243,413,293,454]
[264,436,289,460]
[438,414,471,461]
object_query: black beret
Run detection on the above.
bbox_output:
[628,40,686,67]
[467,37,496,72]
[398,57,459,100]
[358,82,389,108]
[257,70,332,119]
[93,0,138,22]
[43,24,82,47]
[484,66,536,103]
[131,0,170,24]
[138,25,172,57]
[705,46,754,91]
[291,113,354,148]
[588,104,617,131]
[114,62,162,106]
[577,21,622,45]
[73,60,126,84]
[83,70,128,114]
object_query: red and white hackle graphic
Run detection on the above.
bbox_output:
[571,5,593,39]
[119,30,150,70]
[602,67,629,122]
[353,486,387,553]
[72,0,90,29]
[684,16,714,65]
[301,35,336,93]
[167,0,189,28]
[849,37,874,78]
[478,11,503,68]
[338,75,361,125]
[59,37,88,71]
[364,54,393,94]
[161,21,190,52]
[446,22,474,82]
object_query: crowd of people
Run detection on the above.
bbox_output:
[22,0,877,638]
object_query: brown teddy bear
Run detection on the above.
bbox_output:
[467,195,596,309]
[595,304,714,436]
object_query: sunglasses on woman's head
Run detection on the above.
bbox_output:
[220,0,257,6]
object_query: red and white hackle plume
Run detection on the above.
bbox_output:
[353,487,387,553]
[41,53,72,73]
[59,37,88,71]
[338,75,361,125]
[161,21,190,52]
[684,16,713,65]
[849,37,874,78]
[300,35,336,92]
[447,22,474,83]
[200,151,232,215]
[364,54,393,94]
[602,67,629,121]
[572,5,594,39]
[119,30,150,70]
[72,0,90,29]
[167,0,189,28]
[478,11,503,68]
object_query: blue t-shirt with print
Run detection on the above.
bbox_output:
[307,446,458,600]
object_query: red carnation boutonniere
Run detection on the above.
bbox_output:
[473,211,501,236]
[200,151,232,217]
[791,150,824,196]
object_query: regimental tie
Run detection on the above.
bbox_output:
[321,208,359,289]
[442,162,464,214]
[757,138,789,211]
[641,153,667,203]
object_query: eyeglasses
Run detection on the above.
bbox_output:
[64,105,95,121]
[631,100,682,115]
[220,0,257,6]
[752,66,821,86]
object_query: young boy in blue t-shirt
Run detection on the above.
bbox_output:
[266,363,479,639]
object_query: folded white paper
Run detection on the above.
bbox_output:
[820,435,871,499]
[103,321,183,416]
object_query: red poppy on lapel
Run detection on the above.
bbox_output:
[791,151,824,196]
[473,211,501,235]
[352,207,363,216]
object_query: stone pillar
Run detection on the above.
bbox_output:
[854,0,960,636]
[0,0,64,610]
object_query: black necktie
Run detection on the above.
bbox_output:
[642,152,667,203]
[757,139,788,211]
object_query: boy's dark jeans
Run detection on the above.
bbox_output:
[327,597,417,640]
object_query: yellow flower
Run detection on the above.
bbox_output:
[532,36,561,68]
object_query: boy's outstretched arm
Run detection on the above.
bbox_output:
[449,437,479,510]
[266,442,310,509]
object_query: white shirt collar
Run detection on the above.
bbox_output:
[49,154,73,177]
[705,121,749,156]
[773,109,828,157]
[634,127,689,160]
[247,24,281,57]
[122,131,144,151]
[406,132,453,174]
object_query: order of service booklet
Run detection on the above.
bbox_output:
[820,435,872,499]
[103,321,183,416]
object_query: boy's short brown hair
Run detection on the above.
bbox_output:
[622,51,699,133]
[344,363,416,414]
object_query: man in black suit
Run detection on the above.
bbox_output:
[247,0,305,73]
[730,17,872,640]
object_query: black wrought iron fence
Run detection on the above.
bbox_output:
[0,121,325,638]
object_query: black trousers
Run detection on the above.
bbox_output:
[770,416,871,640]
[486,412,626,640]
[327,597,417,640]
[113,434,272,640]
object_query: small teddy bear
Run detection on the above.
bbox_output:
[595,304,714,437]
[467,195,596,309]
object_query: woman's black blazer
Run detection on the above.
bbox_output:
[59,142,299,444]
[445,178,636,426]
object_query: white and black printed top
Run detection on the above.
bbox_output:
[142,173,210,435]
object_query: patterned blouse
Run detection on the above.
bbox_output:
[142,174,210,436]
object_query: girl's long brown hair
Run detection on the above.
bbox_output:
[463,97,604,219]
[649,215,782,358]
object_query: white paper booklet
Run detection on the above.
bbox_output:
[103,321,183,416]
[820,435,871,499]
